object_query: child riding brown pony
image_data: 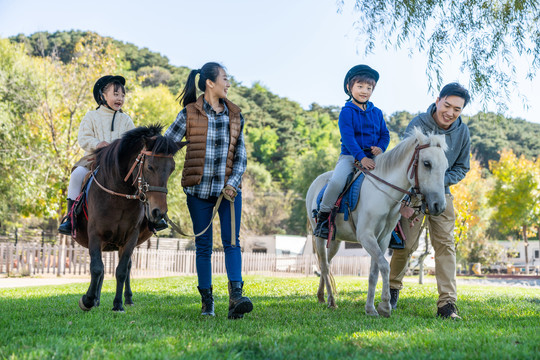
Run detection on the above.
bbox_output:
[73,124,186,312]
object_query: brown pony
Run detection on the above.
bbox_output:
[74,124,186,312]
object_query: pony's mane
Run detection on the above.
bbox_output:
[375,127,447,174]
[93,124,181,180]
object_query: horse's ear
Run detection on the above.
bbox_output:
[143,136,157,150]
[177,141,189,149]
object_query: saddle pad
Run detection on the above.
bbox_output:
[72,168,97,219]
[316,172,365,221]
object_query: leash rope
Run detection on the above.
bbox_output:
[165,193,237,247]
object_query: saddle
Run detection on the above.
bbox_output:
[315,171,365,221]
[67,169,96,238]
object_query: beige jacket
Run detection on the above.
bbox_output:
[78,106,135,156]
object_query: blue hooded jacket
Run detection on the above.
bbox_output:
[339,101,390,160]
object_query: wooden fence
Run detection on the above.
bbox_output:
[0,242,371,278]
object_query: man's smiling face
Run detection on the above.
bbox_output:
[433,95,465,129]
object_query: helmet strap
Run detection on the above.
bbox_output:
[351,94,368,109]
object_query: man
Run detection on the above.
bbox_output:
[389,82,471,320]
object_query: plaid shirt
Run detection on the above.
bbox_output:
[165,99,247,199]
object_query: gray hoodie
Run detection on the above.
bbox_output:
[405,103,471,194]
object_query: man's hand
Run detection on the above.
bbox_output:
[400,204,421,227]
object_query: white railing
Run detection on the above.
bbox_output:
[0,242,371,278]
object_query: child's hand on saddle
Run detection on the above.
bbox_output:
[360,157,375,170]
[96,141,109,149]
[370,146,382,156]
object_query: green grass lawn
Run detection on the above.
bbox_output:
[1,275,538,359]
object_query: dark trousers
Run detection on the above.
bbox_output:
[186,192,242,289]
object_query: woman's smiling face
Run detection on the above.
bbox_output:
[209,67,230,99]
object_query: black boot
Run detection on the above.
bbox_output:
[197,286,215,316]
[228,281,253,319]
[437,302,461,320]
[58,199,75,235]
[390,288,400,309]
[314,211,330,238]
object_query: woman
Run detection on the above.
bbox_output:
[165,62,252,319]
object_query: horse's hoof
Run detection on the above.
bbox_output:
[365,307,379,317]
[112,307,125,313]
[125,302,134,306]
[79,297,92,312]
[377,302,392,318]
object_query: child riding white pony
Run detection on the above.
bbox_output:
[306,128,448,317]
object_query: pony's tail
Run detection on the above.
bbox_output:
[178,69,199,107]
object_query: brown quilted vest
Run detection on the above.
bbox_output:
[182,95,242,188]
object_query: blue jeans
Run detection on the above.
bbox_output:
[186,192,243,289]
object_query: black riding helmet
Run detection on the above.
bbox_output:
[93,75,126,105]
[343,65,379,95]
[92,75,126,131]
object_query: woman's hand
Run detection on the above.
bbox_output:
[371,146,382,156]
[222,185,237,202]
[360,157,375,170]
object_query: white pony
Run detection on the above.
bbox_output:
[306,128,448,317]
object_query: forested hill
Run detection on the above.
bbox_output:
[3,31,539,234]
[12,30,540,169]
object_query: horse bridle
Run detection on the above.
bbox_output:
[354,143,435,205]
[92,148,173,203]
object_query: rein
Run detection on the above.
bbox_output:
[92,148,173,202]
[165,193,237,247]
[354,143,433,198]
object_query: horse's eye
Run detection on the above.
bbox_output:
[423,161,431,169]
[147,164,154,172]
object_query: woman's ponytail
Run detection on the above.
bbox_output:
[178,69,200,107]
[178,62,224,108]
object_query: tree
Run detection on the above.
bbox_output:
[0,34,120,230]
[488,149,540,273]
[451,157,501,268]
[466,112,540,167]
[137,66,172,87]
[339,0,540,106]
[0,38,43,227]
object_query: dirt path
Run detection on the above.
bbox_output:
[1,275,539,289]
[0,277,93,289]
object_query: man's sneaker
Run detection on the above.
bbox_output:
[390,288,399,309]
[437,302,461,320]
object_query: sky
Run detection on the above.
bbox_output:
[1,0,540,124]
